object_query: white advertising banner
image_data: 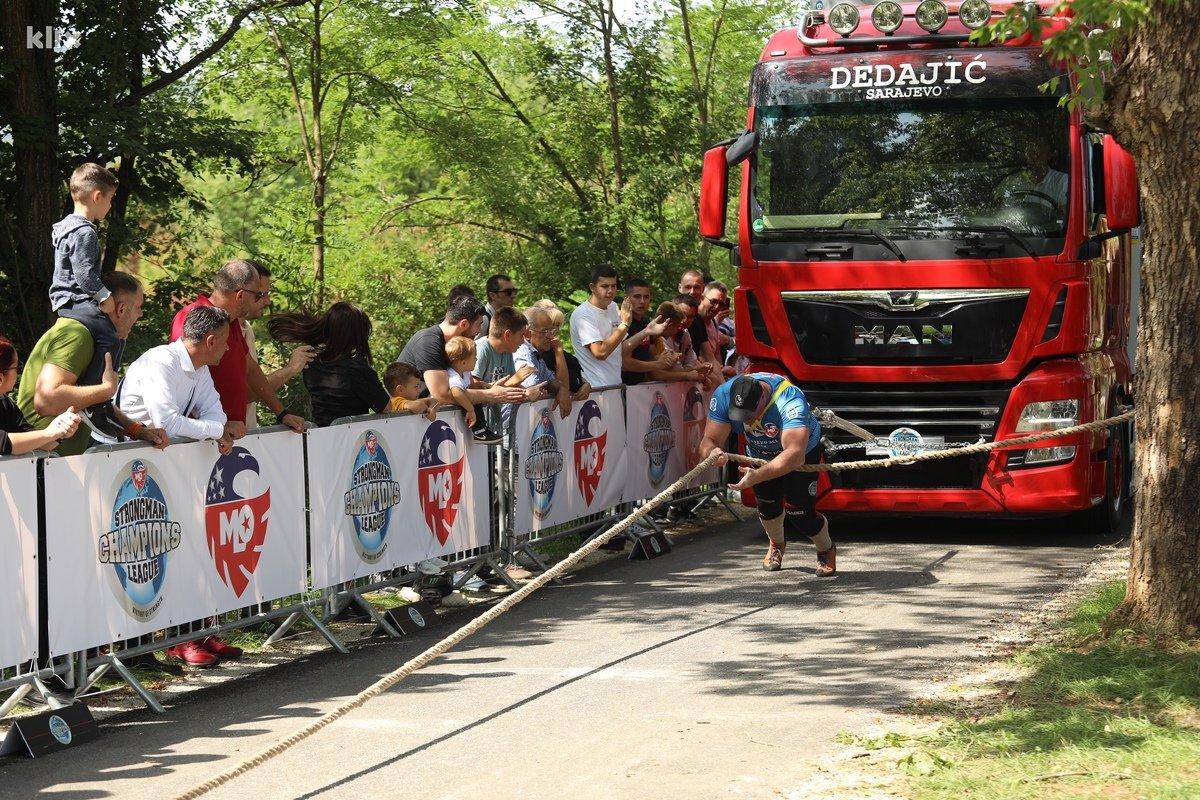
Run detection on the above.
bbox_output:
[44,431,308,656]
[307,410,490,589]
[513,387,628,535]
[0,457,39,669]
[624,382,718,504]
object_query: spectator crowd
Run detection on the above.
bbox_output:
[1,162,743,668]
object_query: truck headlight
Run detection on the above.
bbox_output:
[1015,399,1079,432]
[1023,446,1076,466]
[915,0,948,32]
[958,0,992,29]
[871,1,904,34]
[828,2,861,36]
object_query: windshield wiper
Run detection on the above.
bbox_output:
[895,224,1038,260]
[768,226,908,262]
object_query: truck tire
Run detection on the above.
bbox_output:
[1087,415,1132,535]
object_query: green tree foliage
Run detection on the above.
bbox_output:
[161,0,794,363]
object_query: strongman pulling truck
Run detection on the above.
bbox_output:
[699,0,1141,532]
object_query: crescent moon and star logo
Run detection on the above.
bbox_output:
[204,447,272,598]
[418,420,466,546]
[572,400,606,507]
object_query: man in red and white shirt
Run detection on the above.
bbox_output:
[171,260,306,439]
[166,260,306,667]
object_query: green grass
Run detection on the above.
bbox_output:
[880,581,1200,799]
[531,534,587,563]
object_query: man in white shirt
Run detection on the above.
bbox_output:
[569,263,660,388]
[109,305,234,453]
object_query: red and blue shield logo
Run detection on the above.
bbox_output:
[418,420,465,546]
[204,447,271,597]
[573,400,606,506]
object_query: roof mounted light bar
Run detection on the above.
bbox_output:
[798,1,1034,48]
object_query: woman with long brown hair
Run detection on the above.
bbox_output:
[267,302,390,427]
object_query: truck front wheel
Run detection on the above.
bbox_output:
[1087,416,1132,535]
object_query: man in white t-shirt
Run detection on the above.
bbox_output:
[569,263,661,388]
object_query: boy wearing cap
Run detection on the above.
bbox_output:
[699,373,835,575]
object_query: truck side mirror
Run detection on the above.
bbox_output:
[1102,134,1139,231]
[700,130,757,246]
[699,145,729,241]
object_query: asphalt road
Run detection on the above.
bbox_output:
[1,513,1115,800]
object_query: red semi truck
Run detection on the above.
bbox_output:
[699,0,1140,532]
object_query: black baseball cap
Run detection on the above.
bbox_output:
[727,376,765,423]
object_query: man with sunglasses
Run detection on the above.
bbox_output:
[480,274,519,337]
[171,260,306,447]
[700,281,737,378]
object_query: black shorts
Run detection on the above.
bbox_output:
[754,447,824,537]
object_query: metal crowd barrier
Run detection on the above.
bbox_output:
[0,380,735,717]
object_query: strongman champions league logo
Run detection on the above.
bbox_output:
[525,408,564,520]
[344,430,402,564]
[98,459,181,621]
[204,447,272,597]
[573,400,606,507]
[418,420,466,546]
[644,391,676,486]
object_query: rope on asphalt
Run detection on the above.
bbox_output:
[727,411,1135,472]
[173,451,726,800]
[174,410,1133,799]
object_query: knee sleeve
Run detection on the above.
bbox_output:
[783,502,824,538]
[756,493,784,523]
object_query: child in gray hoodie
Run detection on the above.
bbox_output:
[50,163,121,389]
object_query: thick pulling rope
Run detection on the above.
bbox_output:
[174,411,1133,799]
[173,452,726,800]
[728,411,1135,472]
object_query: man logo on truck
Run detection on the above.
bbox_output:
[854,325,953,346]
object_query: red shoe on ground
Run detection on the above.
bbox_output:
[199,636,243,660]
[167,640,220,668]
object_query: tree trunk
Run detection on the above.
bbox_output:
[310,0,326,306]
[313,177,326,307]
[0,0,61,336]
[1108,0,1200,637]
[102,0,144,274]
[677,0,709,135]
[101,155,137,274]
[598,0,627,250]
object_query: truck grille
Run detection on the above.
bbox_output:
[804,382,1012,490]
[782,289,1028,366]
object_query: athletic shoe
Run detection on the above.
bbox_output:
[471,425,502,444]
[199,636,243,660]
[762,540,785,571]
[124,651,184,676]
[439,591,471,608]
[166,641,220,668]
[504,564,534,581]
[816,544,837,577]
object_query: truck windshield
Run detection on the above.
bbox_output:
[752,97,1070,240]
